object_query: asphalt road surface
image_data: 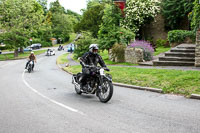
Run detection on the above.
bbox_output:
[0,50,200,133]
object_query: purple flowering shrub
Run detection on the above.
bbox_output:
[129,40,154,61]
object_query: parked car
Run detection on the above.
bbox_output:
[31,43,42,49]
[24,46,32,51]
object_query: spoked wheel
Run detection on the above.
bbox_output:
[98,79,113,103]
[73,74,82,95]
[75,84,82,95]
[28,67,31,73]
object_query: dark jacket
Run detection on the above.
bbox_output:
[80,52,106,68]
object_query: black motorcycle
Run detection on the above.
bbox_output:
[72,66,113,103]
[27,61,34,73]
[58,46,64,51]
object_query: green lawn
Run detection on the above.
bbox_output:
[57,53,68,64]
[154,47,171,56]
[64,65,200,96]
[0,49,46,61]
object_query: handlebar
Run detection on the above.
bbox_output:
[85,65,110,71]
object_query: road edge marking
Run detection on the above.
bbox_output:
[22,70,85,116]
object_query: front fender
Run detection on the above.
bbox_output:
[104,74,112,82]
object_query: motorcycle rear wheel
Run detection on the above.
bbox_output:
[98,79,113,103]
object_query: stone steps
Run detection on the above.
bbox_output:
[153,44,196,66]
[159,57,195,62]
[153,60,195,66]
[165,52,195,58]
[170,48,195,53]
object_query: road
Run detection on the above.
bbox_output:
[0,50,200,133]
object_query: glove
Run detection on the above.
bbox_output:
[104,67,110,71]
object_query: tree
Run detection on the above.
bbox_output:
[49,0,65,14]
[121,0,160,33]
[98,4,135,50]
[0,0,44,57]
[49,0,73,42]
[74,31,97,58]
[74,2,105,37]
[162,0,194,30]
[51,13,72,41]
[36,0,48,15]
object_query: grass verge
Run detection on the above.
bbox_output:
[64,65,200,96]
[0,49,46,61]
[154,47,171,56]
[57,53,69,64]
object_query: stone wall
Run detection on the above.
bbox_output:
[195,31,200,67]
[125,47,144,64]
[142,14,190,42]
[143,14,168,42]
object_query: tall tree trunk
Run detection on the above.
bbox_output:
[14,49,18,57]
[19,47,24,53]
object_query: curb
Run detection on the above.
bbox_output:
[190,94,200,100]
[56,55,199,100]
[113,82,163,93]
[56,57,163,94]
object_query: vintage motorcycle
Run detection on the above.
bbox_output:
[72,66,113,103]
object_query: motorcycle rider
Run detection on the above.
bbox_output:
[79,44,109,90]
[25,51,36,70]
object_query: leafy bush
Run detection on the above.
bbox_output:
[129,40,154,61]
[111,44,126,62]
[74,31,97,59]
[161,0,194,30]
[32,38,52,47]
[156,39,168,47]
[41,41,52,47]
[191,0,200,30]
[168,30,196,44]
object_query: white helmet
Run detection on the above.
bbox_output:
[89,44,99,54]
[31,51,34,54]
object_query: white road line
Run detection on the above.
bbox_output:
[22,70,85,116]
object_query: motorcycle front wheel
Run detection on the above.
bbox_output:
[97,79,113,103]
[75,84,82,95]
[28,67,31,73]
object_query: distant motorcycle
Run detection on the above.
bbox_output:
[58,46,64,51]
[46,49,55,56]
[72,66,113,103]
[27,61,34,73]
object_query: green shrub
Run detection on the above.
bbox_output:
[32,38,41,44]
[0,45,11,50]
[41,41,52,47]
[74,31,97,59]
[191,0,200,30]
[168,30,196,44]
[111,44,126,62]
[156,39,168,47]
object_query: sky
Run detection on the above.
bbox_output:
[47,0,87,14]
